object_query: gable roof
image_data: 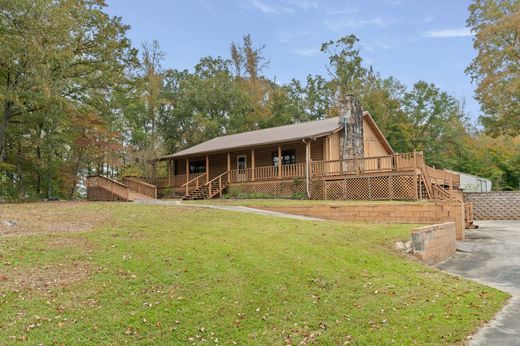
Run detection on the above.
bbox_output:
[156,112,393,160]
[363,112,395,155]
[157,117,342,160]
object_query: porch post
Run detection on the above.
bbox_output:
[206,155,209,183]
[305,140,311,198]
[227,152,231,183]
[168,159,172,187]
[251,149,255,181]
[278,145,282,179]
[308,141,312,176]
[185,158,189,183]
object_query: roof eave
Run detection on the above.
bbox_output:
[154,127,341,161]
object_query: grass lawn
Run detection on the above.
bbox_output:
[0,202,509,345]
[183,198,426,207]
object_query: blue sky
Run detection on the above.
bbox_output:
[105,0,479,121]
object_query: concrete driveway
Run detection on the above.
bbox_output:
[438,221,520,345]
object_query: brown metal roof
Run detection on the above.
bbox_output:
[157,117,342,160]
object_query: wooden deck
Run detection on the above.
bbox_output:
[157,152,460,193]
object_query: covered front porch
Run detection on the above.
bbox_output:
[153,143,460,200]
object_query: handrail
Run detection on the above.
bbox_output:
[181,172,207,196]
[86,175,130,201]
[205,171,230,199]
[414,153,433,199]
[122,176,157,199]
[87,174,128,188]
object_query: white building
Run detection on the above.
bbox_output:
[449,171,492,192]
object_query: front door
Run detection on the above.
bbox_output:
[237,155,247,181]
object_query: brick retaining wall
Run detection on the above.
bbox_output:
[464,192,520,220]
[412,222,456,265]
[259,202,465,240]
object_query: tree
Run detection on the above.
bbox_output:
[0,0,135,199]
[400,81,466,167]
[320,35,366,98]
[466,0,520,136]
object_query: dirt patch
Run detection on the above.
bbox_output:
[0,261,90,294]
[0,201,109,237]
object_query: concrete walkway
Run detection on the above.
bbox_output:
[438,221,520,345]
[134,199,324,221]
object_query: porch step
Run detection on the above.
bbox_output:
[182,182,228,200]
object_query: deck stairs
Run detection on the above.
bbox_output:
[182,171,229,200]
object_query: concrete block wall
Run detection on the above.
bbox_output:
[464,192,520,220]
[260,202,465,240]
[412,222,457,265]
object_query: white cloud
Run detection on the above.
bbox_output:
[282,0,318,11]
[242,0,318,15]
[424,28,472,38]
[324,16,397,31]
[250,0,279,13]
[292,47,320,57]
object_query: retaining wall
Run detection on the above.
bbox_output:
[412,222,457,265]
[259,202,465,240]
[464,191,520,220]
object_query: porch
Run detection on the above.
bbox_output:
[154,151,461,200]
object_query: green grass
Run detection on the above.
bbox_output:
[0,202,508,345]
[184,198,426,207]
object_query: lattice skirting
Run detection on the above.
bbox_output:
[310,174,419,200]
[227,174,420,201]
[228,179,306,198]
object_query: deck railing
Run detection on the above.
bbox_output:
[228,163,307,183]
[206,171,230,198]
[122,177,157,199]
[311,152,417,176]
[181,172,208,196]
[86,175,130,201]
[427,166,460,187]
[156,173,205,188]
[155,152,460,193]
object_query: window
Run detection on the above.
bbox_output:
[189,160,206,174]
[272,149,296,166]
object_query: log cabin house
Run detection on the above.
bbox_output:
[149,112,461,202]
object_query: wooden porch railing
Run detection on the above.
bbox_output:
[311,152,417,176]
[181,172,207,196]
[228,163,307,183]
[86,175,130,201]
[205,171,230,199]
[156,173,207,188]
[415,152,433,199]
[122,177,157,199]
[427,166,460,187]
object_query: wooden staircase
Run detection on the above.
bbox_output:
[414,153,476,229]
[182,171,229,200]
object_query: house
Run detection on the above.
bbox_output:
[151,112,461,201]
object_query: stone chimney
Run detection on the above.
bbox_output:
[337,94,364,160]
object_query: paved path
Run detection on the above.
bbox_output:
[438,221,520,345]
[134,199,324,221]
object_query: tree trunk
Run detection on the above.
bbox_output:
[36,145,42,195]
[0,102,12,162]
